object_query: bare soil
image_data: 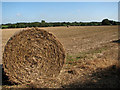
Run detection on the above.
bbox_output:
[2,26,120,88]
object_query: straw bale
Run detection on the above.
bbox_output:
[3,28,65,84]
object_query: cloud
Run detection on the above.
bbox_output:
[77,9,80,12]
[16,13,21,17]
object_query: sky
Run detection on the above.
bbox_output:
[2,2,118,24]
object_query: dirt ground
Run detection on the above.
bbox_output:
[1,26,120,88]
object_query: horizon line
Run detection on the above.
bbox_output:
[2,19,119,24]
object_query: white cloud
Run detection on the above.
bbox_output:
[77,9,81,12]
[16,13,21,17]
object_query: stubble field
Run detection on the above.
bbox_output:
[2,26,120,88]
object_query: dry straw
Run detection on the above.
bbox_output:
[3,28,65,84]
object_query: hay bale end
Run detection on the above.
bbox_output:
[3,28,65,84]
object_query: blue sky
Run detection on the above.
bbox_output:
[2,2,118,24]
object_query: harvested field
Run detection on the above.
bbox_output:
[2,26,118,55]
[2,26,120,88]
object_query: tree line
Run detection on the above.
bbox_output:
[1,19,120,29]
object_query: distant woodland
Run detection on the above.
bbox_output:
[1,19,120,29]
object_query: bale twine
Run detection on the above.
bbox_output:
[3,28,65,84]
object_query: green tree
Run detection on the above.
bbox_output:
[109,20,117,25]
[41,20,45,23]
[102,19,111,25]
[41,20,46,27]
[81,23,86,26]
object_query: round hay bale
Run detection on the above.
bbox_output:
[3,28,65,84]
